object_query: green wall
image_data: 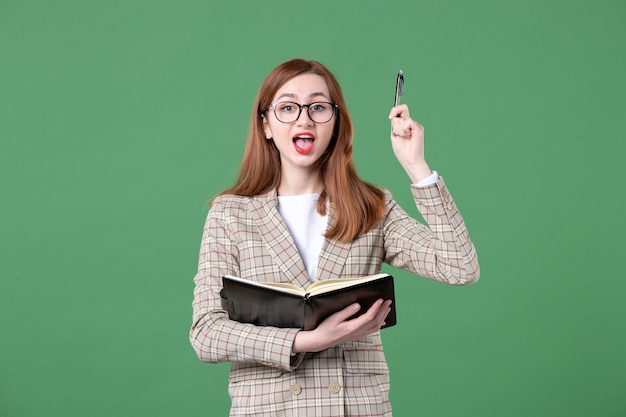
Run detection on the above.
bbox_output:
[1,1,624,416]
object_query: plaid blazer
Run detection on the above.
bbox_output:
[190,178,479,416]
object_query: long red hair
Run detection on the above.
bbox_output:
[221,59,386,243]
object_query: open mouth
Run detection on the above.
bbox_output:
[293,133,315,154]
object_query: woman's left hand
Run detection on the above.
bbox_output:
[389,104,432,183]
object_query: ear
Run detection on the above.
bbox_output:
[261,115,272,140]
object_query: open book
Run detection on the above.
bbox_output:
[220,273,396,331]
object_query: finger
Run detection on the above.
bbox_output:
[340,299,383,326]
[388,104,410,120]
[390,118,409,135]
[401,118,413,135]
[375,300,392,323]
[358,300,391,331]
[392,118,424,139]
[332,303,362,323]
[391,121,412,139]
[359,298,386,322]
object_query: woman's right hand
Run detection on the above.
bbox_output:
[292,299,392,353]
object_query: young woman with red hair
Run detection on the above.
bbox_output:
[190,58,479,416]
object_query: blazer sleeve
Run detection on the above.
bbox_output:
[383,177,480,285]
[189,197,304,371]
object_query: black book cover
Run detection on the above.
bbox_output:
[220,274,396,331]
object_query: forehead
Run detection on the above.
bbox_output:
[273,73,330,101]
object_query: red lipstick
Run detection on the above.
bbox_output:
[293,131,315,155]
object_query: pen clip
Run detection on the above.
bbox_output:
[394,70,404,107]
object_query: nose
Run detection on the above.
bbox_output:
[295,105,314,125]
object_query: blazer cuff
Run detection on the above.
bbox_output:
[258,327,303,372]
[289,351,305,370]
[410,176,457,217]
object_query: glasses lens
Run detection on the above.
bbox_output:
[273,101,300,123]
[308,102,334,123]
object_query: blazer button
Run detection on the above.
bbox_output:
[328,382,341,394]
[290,383,302,396]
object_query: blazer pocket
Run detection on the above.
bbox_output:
[343,345,389,375]
[229,362,284,384]
[228,364,287,415]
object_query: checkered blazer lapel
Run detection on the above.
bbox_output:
[251,190,311,288]
[315,205,353,281]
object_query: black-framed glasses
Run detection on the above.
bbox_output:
[268,101,337,124]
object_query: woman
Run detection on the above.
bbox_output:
[190,58,479,416]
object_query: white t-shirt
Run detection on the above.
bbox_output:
[277,194,327,282]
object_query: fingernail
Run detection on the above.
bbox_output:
[353,304,360,310]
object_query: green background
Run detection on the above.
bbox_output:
[1,0,624,416]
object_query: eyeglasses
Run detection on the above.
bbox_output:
[268,101,337,124]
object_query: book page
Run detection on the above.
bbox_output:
[306,273,389,297]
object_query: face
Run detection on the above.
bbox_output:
[263,73,336,175]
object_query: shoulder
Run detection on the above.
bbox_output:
[209,191,276,218]
[382,189,393,203]
[211,193,253,208]
[379,189,396,212]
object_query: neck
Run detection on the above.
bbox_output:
[278,168,323,196]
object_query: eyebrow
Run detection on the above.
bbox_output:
[275,92,330,101]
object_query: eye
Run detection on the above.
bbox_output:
[278,102,298,112]
[310,103,328,112]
